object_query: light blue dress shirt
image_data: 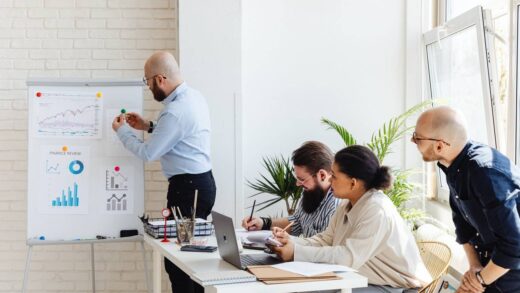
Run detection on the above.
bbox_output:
[116,82,212,179]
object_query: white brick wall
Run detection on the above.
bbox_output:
[0,0,178,292]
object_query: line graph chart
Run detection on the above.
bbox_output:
[35,93,102,138]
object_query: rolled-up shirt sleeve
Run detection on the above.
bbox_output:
[473,167,520,269]
[116,112,183,162]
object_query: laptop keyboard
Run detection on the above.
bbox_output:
[240,254,280,267]
[240,254,261,266]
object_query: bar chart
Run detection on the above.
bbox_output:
[105,170,128,191]
[51,182,79,207]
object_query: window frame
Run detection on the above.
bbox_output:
[510,1,520,164]
[423,5,499,202]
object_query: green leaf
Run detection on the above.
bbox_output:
[321,118,357,146]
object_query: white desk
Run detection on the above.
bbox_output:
[144,234,368,293]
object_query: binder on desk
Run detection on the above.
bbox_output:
[192,270,257,286]
[246,265,340,284]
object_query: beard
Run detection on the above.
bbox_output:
[151,79,168,102]
[301,182,327,214]
[421,144,441,162]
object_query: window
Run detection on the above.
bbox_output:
[444,0,510,153]
[423,6,499,202]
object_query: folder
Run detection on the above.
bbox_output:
[246,265,340,284]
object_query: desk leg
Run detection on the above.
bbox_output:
[153,250,162,293]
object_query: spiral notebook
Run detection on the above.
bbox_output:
[192,270,257,286]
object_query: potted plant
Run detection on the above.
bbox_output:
[321,100,433,223]
[246,156,303,216]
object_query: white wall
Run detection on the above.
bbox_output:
[242,0,408,217]
[178,0,412,220]
[178,0,242,222]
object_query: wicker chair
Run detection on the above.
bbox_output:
[417,241,452,293]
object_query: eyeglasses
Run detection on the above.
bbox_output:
[411,132,451,146]
[292,172,316,184]
[142,74,167,86]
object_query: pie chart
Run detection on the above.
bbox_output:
[69,160,84,175]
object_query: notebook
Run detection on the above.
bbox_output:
[192,270,257,286]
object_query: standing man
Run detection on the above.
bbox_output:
[112,51,216,293]
[412,106,520,293]
[242,141,339,237]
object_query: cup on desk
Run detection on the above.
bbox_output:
[176,219,195,245]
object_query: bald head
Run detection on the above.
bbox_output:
[144,51,181,83]
[416,106,468,147]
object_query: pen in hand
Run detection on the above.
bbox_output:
[247,200,256,231]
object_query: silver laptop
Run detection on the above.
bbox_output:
[212,211,282,269]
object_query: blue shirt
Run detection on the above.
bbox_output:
[438,141,520,270]
[287,188,340,237]
[117,82,212,178]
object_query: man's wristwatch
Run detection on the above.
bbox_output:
[476,271,488,287]
[147,121,154,133]
[261,217,272,230]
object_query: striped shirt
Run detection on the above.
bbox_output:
[287,188,339,237]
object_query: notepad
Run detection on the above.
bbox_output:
[192,270,257,286]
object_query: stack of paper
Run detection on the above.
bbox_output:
[144,218,213,238]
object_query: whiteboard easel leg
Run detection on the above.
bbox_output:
[91,243,96,293]
[22,245,33,293]
[140,240,151,293]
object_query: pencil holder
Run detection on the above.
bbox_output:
[176,219,195,244]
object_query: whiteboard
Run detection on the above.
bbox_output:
[27,79,145,241]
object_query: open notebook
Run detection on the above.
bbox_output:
[192,270,257,286]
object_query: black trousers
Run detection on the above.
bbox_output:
[164,171,216,293]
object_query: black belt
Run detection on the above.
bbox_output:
[168,170,212,183]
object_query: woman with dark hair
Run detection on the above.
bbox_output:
[272,145,431,293]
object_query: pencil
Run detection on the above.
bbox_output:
[281,221,294,232]
[192,189,198,222]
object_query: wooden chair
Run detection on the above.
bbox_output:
[417,241,452,293]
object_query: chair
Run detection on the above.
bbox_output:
[417,241,452,293]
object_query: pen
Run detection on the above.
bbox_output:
[247,200,256,231]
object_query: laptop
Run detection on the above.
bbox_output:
[212,211,282,269]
